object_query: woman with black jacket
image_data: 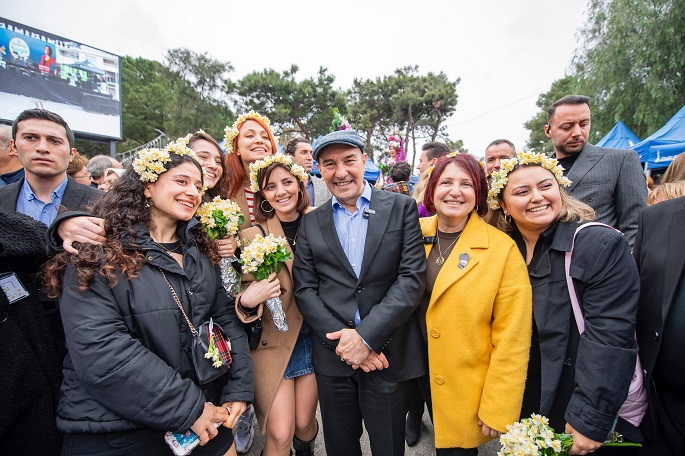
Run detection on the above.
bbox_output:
[488,152,640,455]
[43,146,253,456]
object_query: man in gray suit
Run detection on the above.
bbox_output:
[544,95,647,247]
[285,137,332,206]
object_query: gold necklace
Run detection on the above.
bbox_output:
[285,225,299,246]
[436,232,461,265]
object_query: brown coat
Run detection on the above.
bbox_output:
[236,216,304,434]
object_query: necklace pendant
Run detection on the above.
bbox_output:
[436,256,445,265]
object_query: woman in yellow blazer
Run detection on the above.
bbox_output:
[236,155,318,456]
[418,153,532,454]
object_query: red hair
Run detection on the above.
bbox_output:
[224,117,278,198]
[423,154,488,217]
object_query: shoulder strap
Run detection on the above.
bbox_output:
[564,222,622,334]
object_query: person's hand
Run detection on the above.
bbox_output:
[358,351,389,372]
[327,328,370,366]
[191,402,229,446]
[239,273,281,309]
[217,236,237,258]
[565,423,603,455]
[221,401,247,429]
[478,419,500,438]
[58,216,106,254]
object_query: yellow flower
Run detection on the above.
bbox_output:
[249,153,308,192]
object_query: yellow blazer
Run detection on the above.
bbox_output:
[420,213,532,449]
[236,216,304,434]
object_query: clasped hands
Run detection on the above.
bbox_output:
[326,328,389,372]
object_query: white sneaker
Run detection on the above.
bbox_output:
[234,404,255,454]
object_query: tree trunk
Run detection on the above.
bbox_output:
[366,126,374,161]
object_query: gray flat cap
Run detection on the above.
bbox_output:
[313,130,365,161]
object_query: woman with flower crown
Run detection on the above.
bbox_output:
[377,133,407,186]
[235,153,318,456]
[223,111,278,228]
[488,151,641,455]
[418,152,532,455]
[42,145,253,456]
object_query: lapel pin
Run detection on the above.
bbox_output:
[458,253,470,270]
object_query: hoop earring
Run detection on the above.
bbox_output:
[473,205,479,212]
[504,214,511,224]
[260,200,274,213]
[145,199,152,208]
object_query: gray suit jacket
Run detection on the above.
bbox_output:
[563,143,647,247]
[310,175,331,206]
[0,176,102,223]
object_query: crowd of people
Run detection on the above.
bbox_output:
[0,94,683,456]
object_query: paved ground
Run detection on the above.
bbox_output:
[241,407,500,455]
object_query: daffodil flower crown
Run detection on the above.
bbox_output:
[132,133,207,193]
[487,151,571,209]
[249,153,308,193]
[223,111,275,154]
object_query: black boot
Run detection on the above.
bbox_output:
[405,408,423,446]
[293,421,318,456]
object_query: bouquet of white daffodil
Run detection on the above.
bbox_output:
[498,414,573,456]
[197,197,244,298]
[239,233,291,331]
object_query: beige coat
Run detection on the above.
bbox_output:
[236,216,304,434]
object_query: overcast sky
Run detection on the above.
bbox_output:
[4,0,587,160]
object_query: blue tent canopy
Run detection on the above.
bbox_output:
[596,121,641,149]
[630,105,685,170]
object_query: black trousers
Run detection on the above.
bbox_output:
[316,370,410,456]
[640,382,685,456]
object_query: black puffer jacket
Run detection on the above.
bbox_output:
[56,218,253,434]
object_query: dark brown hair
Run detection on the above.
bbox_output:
[188,131,228,200]
[253,163,310,222]
[43,154,219,297]
[423,154,488,217]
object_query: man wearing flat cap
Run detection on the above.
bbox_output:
[293,130,427,455]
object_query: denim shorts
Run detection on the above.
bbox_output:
[284,322,314,379]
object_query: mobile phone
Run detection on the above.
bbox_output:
[164,406,230,456]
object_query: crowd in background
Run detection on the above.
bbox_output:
[0,94,683,456]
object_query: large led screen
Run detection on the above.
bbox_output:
[0,18,121,139]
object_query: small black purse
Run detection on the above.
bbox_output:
[160,269,231,384]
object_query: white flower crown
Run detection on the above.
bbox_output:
[487,151,571,209]
[223,111,275,154]
[249,153,308,192]
[132,133,206,192]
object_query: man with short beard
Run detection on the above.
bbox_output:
[544,95,647,247]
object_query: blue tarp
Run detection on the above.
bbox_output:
[596,121,641,149]
[630,105,685,170]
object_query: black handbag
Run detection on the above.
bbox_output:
[160,269,230,384]
[245,317,263,351]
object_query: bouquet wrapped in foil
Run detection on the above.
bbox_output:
[239,233,291,331]
[197,197,244,298]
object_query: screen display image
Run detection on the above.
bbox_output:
[0,17,121,139]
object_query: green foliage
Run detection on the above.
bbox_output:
[525,0,685,149]
[573,0,685,139]
[524,76,579,153]
[233,65,347,142]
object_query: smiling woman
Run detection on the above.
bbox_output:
[418,152,532,453]
[488,152,642,453]
[42,146,254,456]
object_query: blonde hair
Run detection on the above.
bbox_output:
[661,152,685,184]
[412,168,430,206]
[647,181,685,205]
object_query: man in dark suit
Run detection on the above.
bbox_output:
[0,109,100,221]
[544,95,647,247]
[293,130,427,456]
[634,196,685,455]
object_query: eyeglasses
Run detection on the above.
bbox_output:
[74,172,92,179]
